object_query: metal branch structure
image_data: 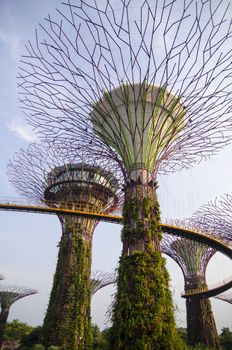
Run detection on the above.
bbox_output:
[91,271,116,297]
[0,285,37,347]
[8,141,123,349]
[193,194,232,242]
[161,218,220,348]
[19,0,232,175]
[215,291,232,305]
[17,0,232,348]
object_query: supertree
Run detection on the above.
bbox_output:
[91,271,116,297]
[215,291,232,305]
[0,285,37,347]
[161,219,220,349]
[7,142,123,350]
[193,194,232,242]
[17,0,232,348]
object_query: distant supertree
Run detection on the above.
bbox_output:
[0,285,37,347]
[193,194,232,242]
[18,1,232,348]
[215,291,232,305]
[8,142,123,350]
[161,219,220,349]
[91,271,116,296]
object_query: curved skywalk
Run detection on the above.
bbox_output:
[0,198,231,299]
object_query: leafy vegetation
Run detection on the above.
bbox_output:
[110,185,186,349]
[42,220,93,349]
[2,320,232,349]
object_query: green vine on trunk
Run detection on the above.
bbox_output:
[42,219,93,350]
[110,183,187,350]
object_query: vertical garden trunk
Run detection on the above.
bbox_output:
[0,307,9,348]
[42,216,94,350]
[186,276,221,349]
[110,182,185,350]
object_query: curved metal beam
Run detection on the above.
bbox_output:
[0,201,231,298]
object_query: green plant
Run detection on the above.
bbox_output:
[42,221,93,349]
[110,184,186,349]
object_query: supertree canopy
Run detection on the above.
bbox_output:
[19,0,232,175]
[91,271,116,297]
[8,142,123,350]
[193,194,232,242]
[17,0,232,348]
[0,285,37,347]
[215,291,232,305]
[161,219,220,349]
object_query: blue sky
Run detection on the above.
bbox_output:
[1,0,232,333]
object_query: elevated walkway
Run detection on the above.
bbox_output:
[0,197,231,298]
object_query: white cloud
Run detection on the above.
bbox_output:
[0,30,20,59]
[7,118,37,142]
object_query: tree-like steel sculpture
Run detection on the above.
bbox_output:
[0,285,37,347]
[215,291,232,305]
[91,271,116,297]
[161,219,220,349]
[193,194,232,243]
[18,0,232,348]
[8,142,123,349]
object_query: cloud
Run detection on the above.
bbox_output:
[7,118,37,142]
[0,30,20,59]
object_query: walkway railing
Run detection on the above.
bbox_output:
[0,197,232,298]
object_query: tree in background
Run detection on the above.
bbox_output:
[91,271,116,297]
[220,328,232,350]
[161,223,220,349]
[8,142,123,350]
[0,286,37,348]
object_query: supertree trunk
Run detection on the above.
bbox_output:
[185,276,221,349]
[0,308,9,348]
[110,182,184,350]
[42,216,95,350]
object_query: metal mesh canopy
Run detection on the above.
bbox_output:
[18,0,232,177]
[215,291,232,304]
[193,194,232,243]
[0,285,37,308]
[91,270,116,296]
[7,141,124,213]
[161,219,215,280]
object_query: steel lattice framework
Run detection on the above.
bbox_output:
[7,141,124,349]
[91,270,116,296]
[215,291,232,305]
[0,285,37,347]
[193,194,232,242]
[161,218,220,348]
[0,285,38,307]
[18,0,232,176]
[8,142,123,210]
[161,221,215,286]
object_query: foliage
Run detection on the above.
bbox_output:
[220,327,232,350]
[178,328,187,343]
[91,325,108,350]
[190,345,215,350]
[110,184,186,349]
[42,221,93,349]
[19,344,60,350]
[20,326,43,346]
[4,319,33,341]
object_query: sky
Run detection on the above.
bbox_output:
[0,0,232,334]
